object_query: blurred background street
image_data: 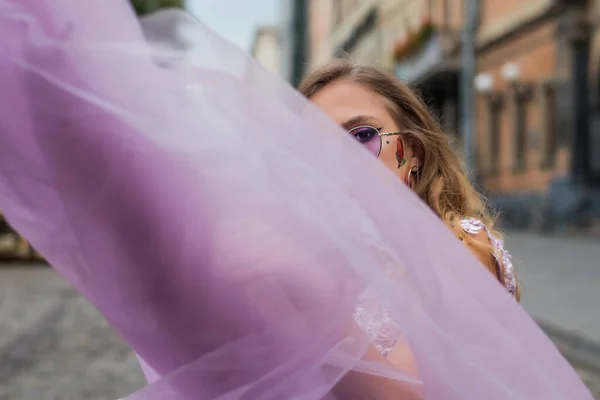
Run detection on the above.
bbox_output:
[0,267,145,400]
[3,0,600,398]
[508,232,600,398]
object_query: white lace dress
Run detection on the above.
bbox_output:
[353,218,517,357]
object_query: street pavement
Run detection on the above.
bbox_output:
[0,231,598,399]
[506,232,600,342]
[0,267,144,400]
[505,231,600,398]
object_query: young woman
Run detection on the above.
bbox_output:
[298,60,519,363]
[1,4,591,399]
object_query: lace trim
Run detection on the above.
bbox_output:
[459,218,517,298]
[353,299,401,358]
[353,218,517,358]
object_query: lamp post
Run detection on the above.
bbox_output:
[501,62,519,84]
[500,62,534,98]
[291,0,309,87]
[569,20,592,185]
[474,73,493,95]
[279,0,308,86]
[460,0,480,177]
[474,73,503,175]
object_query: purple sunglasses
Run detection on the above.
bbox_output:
[347,125,407,166]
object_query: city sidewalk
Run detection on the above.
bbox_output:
[505,231,600,343]
[506,230,600,395]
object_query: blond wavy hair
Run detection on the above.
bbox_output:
[299,60,520,300]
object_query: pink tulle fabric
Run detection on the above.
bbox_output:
[0,1,593,399]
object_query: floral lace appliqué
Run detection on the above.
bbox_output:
[460,218,517,298]
[353,299,401,357]
[353,218,517,358]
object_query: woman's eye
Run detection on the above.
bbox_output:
[351,127,377,143]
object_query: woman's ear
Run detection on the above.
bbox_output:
[396,137,407,169]
[405,157,421,188]
[407,156,420,170]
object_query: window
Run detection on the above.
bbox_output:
[511,86,533,172]
[540,80,557,168]
[513,93,527,171]
[487,95,503,174]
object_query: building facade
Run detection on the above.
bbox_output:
[383,0,464,137]
[307,0,334,69]
[305,0,600,229]
[474,0,600,228]
[307,0,382,71]
[307,0,463,133]
[251,26,282,76]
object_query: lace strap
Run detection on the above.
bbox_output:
[459,218,517,298]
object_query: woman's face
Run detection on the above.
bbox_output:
[310,79,419,186]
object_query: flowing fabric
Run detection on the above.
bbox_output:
[0,1,593,399]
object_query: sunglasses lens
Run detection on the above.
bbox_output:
[348,126,380,156]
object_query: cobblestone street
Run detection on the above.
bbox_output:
[0,267,144,400]
[1,252,599,399]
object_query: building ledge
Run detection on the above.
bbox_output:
[476,0,556,51]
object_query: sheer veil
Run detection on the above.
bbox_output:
[0,1,592,399]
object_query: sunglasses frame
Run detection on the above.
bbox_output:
[347,125,405,158]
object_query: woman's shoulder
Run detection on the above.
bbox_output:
[459,217,518,298]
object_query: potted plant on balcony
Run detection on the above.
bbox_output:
[392,16,435,62]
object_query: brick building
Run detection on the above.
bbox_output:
[474,0,599,228]
[383,0,464,138]
[305,0,600,230]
